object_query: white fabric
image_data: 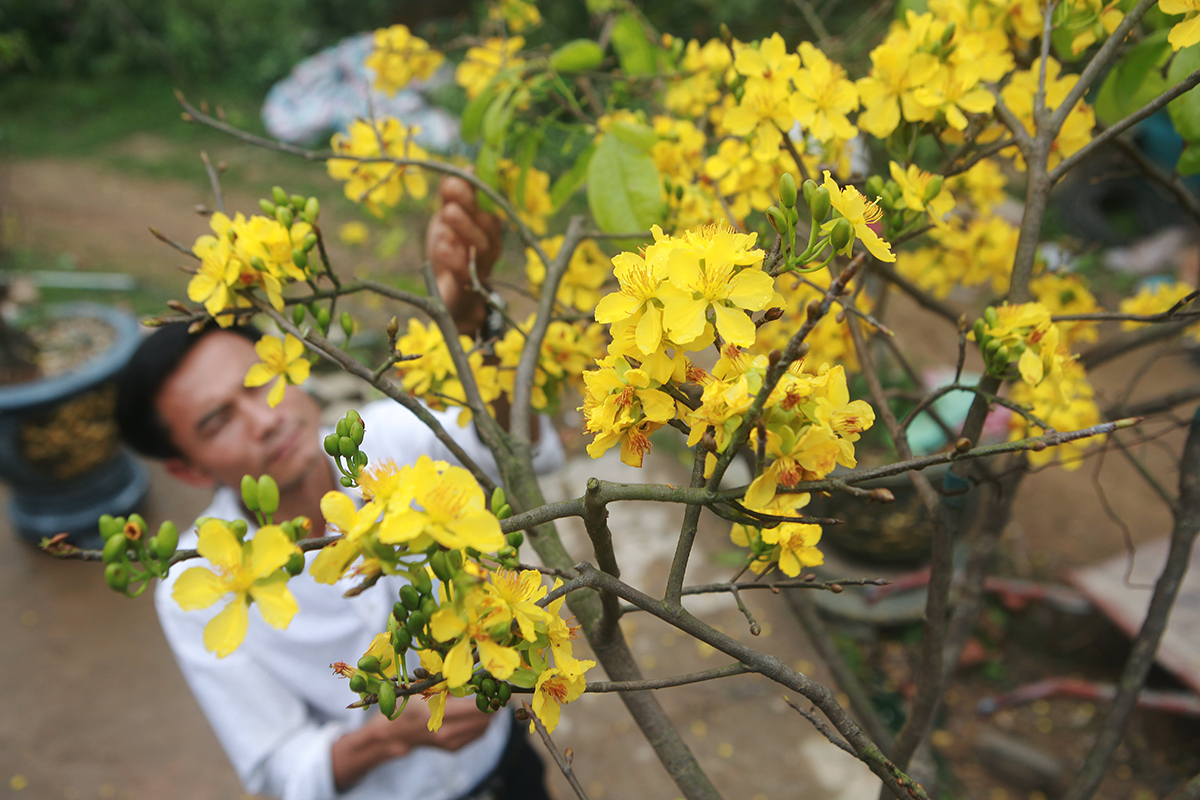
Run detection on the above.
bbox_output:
[155,402,564,800]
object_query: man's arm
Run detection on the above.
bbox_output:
[331,698,493,792]
[426,175,505,336]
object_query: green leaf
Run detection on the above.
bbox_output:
[1179,141,1200,174]
[1095,32,1170,126]
[482,85,516,152]
[476,144,501,215]
[550,143,595,211]
[610,120,658,151]
[460,83,500,143]
[512,129,540,209]
[610,13,656,76]
[1169,43,1200,141]
[586,134,666,243]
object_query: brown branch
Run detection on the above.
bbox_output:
[525,702,591,800]
[1062,406,1200,800]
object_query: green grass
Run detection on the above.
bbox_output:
[4,245,177,317]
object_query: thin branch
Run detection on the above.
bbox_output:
[1062,407,1200,800]
[525,702,591,800]
[1049,68,1200,183]
[585,664,751,693]
[783,696,857,756]
[148,226,201,260]
[199,151,225,215]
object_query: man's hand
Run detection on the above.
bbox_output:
[331,696,494,791]
[426,175,504,336]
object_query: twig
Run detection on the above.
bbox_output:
[783,696,857,756]
[585,663,751,692]
[524,702,591,800]
[199,151,225,215]
[148,226,200,260]
[1062,407,1200,800]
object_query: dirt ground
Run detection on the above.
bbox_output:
[3,151,1200,800]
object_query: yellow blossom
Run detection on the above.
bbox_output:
[730,492,824,577]
[525,235,609,312]
[579,356,676,466]
[377,456,505,553]
[789,42,859,143]
[243,333,310,408]
[1162,0,1200,49]
[310,492,385,584]
[531,664,592,734]
[365,25,445,95]
[488,0,542,32]
[173,521,299,658]
[820,171,896,262]
[889,162,955,226]
[456,37,525,99]
[328,118,429,216]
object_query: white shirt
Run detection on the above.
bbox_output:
[154,401,564,800]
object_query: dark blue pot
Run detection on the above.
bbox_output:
[0,304,148,549]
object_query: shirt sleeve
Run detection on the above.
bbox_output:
[154,582,343,800]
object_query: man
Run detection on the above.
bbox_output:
[115,178,559,800]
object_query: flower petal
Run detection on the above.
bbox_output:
[204,598,249,658]
[174,566,230,611]
[249,572,299,629]
[196,520,243,571]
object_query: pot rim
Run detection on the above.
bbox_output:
[0,303,142,412]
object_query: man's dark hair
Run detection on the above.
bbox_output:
[116,322,261,460]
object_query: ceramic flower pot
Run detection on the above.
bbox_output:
[0,303,148,549]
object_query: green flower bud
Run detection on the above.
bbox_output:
[302,233,318,251]
[471,672,485,687]
[340,476,354,488]
[349,672,368,693]
[766,206,787,235]
[271,186,288,206]
[506,531,524,549]
[984,306,999,329]
[324,433,341,457]
[924,174,944,203]
[778,172,798,209]
[292,304,306,327]
[231,519,248,541]
[548,39,605,73]
[993,344,1010,367]
[430,550,451,582]
[399,584,421,611]
[353,451,367,469]
[292,249,308,269]
[802,178,817,209]
[98,515,122,541]
[339,436,357,459]
[481,678,497,698]
[285,552,305,576]
[102,533,127,564]
[391,627,412,651]
[289,194,306,211]
[406,612,427,637]
[446,549,463,573]
[251,256,268,272]
[335,418,349,438]
[496,682,512,703]
[259,199,277,216]
[105,562,130,593]
[830,218,854,252]
[304,197,320,222]
[973,319,987,344]
[316,308,331,331]
[346,409,361,425]
[420,597,438,618]
[358,654,382,673]
[340,311,354,340]
[498,545,517,561]
[476,692,491,713]
[154,521,179,560]
[413,567,432,595]
[490,488,507,517]
[809,186,831,224]
[865,175,885,200]
[258,475,280,517]
[275,206,294,228]
[241,475,260,511]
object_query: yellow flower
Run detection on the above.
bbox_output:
[377,456,505,552]
[913,64,995,131]
[594,226,674,356]
[1008,359,1101,470]
[889,162,955,227]
[243,333,310,408]
[525,235,609,312]
[789,43,859,143]
[531,664,592,734]
[310,492,384,584]
[485,569,551,641]
[660,224,779,348]
[498,158,553,236]
[730,492,824,577]
[188,232,241,319]
[328,118,430,216]
[173,521,299,658]
[456,37,525,99]
[429,585,520,688]
[417,649,451,731]
[366,25,445,95]
[1030,271,1100,347]
[1119,280,1200,342]
[855,43,940,138]
[820,171,896,262]
[338,221,370,247]
[488,0,542,32]
[1162,0,1200,49]
[579,356,676,466]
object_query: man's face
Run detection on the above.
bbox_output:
[155,331,323,492]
